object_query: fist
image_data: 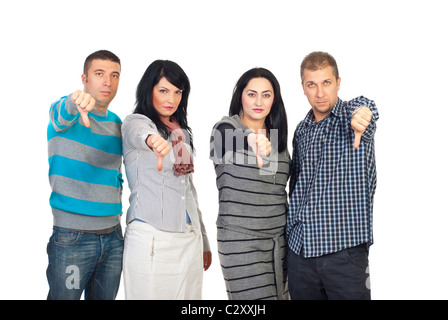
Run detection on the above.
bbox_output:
[248,133,271,168]
[351,106,372,148]
[146,134,171,171]
[72,90,95,128]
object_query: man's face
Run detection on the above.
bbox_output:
[82,59,121,111]
[302,65,341,122]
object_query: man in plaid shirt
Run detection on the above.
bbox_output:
[287,51,379,300]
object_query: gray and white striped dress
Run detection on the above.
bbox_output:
[210,115,291,300]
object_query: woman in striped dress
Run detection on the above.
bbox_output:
[210,68,290,300]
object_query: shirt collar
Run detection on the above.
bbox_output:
[330,98,343,117]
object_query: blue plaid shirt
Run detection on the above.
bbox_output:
[287,96,379,258]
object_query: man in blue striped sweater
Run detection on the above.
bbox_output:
[46,50,124,300]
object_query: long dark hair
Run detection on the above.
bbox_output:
[229,68,288,153]
[133,60,193,149]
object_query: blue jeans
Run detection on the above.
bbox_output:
[46,225,124,300]
[288,244,371,300]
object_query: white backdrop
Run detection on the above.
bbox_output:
[1,0,447,300]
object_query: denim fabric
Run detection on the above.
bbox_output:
[46,226,124,300]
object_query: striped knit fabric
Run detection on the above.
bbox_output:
[47,95,123,217]
[211,116,291,300]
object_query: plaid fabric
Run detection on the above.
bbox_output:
[286,96,379,258]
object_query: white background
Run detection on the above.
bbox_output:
[1,0,447,300]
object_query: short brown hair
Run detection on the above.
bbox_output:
[300,51,339,82]
[83,50,121,75]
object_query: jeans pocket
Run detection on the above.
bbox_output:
[52,228,81,246]
[344,245,369,269]
[114,226,124,241]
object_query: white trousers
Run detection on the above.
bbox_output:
[123,220,203,300]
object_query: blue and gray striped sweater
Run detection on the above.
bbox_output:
[47,95,123,219]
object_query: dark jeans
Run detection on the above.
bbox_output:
[46,226,124,300]
[288,244,370,300]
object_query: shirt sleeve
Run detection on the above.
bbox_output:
[210,122,253,164]
[121,114,159,151]
[289,124,300,196]
[348,96,379,143]
[187,174,211,252]
[49,94,81,132]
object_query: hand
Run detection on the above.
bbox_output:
[146,134,171,171]
[351,106,372,148]
[203,251,212,271]
[71,90,95,128]
[248,133,271,168]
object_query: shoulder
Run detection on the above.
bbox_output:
[212,116,248,137]
[294,113,311,133]
[123,113,156,128]
[213,115,242,129]
[121,114,160,139]
[105,109,122,124]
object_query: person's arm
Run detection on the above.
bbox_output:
[348,96,379,148]
[289,125,300,195]
[49,90,95,131]
[210,122,270,167]
[210,122,249,160]
[247,131,271,168]
[187,174,212,271]
[145,134,171,171]
[122,115,171,171]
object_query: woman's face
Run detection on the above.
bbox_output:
[152,77,183,120]
[241,77,274,127]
